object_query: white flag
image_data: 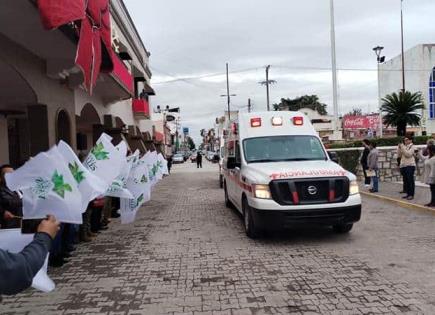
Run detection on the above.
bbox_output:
[6,146,83,224]
[104,142,134,199]
[142,151,159,187]
[0,229,55,293]
[120,153,151,224]
[57,141,107,213]
[83,133,124,187]
[157,153,169,178]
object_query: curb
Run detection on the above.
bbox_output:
[360,191,435,215]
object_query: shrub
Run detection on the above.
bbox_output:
[328,136,430,149]
[335,150,360,174]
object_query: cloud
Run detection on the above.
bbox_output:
[124,0,435,144]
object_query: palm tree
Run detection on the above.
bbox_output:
[380,90,424,136]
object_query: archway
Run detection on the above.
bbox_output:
[56,109,72,144]
[75,103,101,152]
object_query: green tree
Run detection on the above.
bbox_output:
[273,95,328,115]
[345,108,363,116]
[380,90,424,136]
[187,137,196,150]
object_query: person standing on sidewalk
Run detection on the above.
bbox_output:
[399,137,416,200]
[423,144,435,207]
[196,151,203,168]
[360,139,371,187]
[367,142,379,193]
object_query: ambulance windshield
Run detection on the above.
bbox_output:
[243,135,327,163]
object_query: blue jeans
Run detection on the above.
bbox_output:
[371,169,379,192]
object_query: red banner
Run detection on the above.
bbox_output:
[343,115,380,130]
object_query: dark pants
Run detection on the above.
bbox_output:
[430,184,435,205]
[402,166,416,197]
[197,160,202,168]
[91,207,102,232]
[362,166,371,185]
[400,167,406,192]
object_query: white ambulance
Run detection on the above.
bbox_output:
[223,111,361,238]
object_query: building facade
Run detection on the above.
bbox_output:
[379,44,435,135]
[0,0,156,167]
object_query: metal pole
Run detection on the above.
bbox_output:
[377,63,383,137]
[330,0,339,130]
[248,98,251,113]
[400,0,406,92]
[226,63,231,121]
[266,65,271,111]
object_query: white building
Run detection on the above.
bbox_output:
[292,108,342,141]
[379,44,435,135]
[0,0,156,166]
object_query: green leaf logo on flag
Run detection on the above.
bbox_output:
[32,177,52,200]
[136,193,144,206]
[157,160,163,169]
[52,170,73,198]
[68,162,85,184]
[91,142,109,160]
[152,164,158,176]
[140,174,148,183]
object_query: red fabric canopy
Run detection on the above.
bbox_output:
[37,0,113,94]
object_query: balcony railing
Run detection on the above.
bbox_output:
[132,98,150,119]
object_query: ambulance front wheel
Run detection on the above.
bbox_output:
[243,197,260,239]
[333,223,353,234]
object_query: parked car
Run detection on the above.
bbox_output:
[173,153,185,164]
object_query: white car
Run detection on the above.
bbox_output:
[172,153,184,164]
[223,111,361,238]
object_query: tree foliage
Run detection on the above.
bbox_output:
[273,95,328,115]
[187,137,196,150]
[345,108,363,116]
[380,90,424,136]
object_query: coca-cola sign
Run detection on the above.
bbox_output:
[343,115,380,130]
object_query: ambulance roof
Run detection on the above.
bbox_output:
[237,111,318,139]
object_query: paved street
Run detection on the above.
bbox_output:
[2,161,435,314]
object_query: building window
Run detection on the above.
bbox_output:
[429,68,435,119]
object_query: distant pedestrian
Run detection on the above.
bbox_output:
[360,139,371,187]
[196,151,203,168]
[423,144,435,207]
[0,165,23,229]
[167,155,173,174]
[367,142,379,193]
[399,137,416,200]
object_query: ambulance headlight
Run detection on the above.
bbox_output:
[349,180,359,195]
[252,184,272,199]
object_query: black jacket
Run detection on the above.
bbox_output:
[0,232,52,296]
[0,185,22,216]
[360,147,370,168]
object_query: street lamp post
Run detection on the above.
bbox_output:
[400,0,406,92]
[373,46,385,138]
[330,0,339,131]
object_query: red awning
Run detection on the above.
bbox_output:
[132,99,150,118]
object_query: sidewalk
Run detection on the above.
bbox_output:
[359,180,435,214]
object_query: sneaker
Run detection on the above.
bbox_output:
[402,195,409,199]
[364,184,370,188]
[406,196,414,200]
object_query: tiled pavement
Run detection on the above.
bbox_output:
[1,162,435,314]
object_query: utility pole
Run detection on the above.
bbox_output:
[400,0,406,92]
[248,98,252,113]
[220,63,236,122]
[226,63,231,120]
[330,0,339,131]
[266,65,271,111]
[259,66,276,111]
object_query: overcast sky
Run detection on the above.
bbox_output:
[124,0,435,143]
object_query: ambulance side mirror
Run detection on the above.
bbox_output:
[328,151,339,164]
[227,157,237,169]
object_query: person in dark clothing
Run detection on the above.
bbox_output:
[167,156,173,174]
[360,139,371,187]
[196,151,203,168]
[0,165,23,229]
[0,215,60,296]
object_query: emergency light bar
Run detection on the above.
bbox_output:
[250,117,262,127]
[271,116,283,126]
[293,116,304,126]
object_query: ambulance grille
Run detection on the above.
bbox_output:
[269,177,349,206]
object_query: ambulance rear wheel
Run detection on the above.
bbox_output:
[243,198,260,239]
[224,182,234,209]
[333,223,353,234]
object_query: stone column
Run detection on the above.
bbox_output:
[0,115,9,164]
